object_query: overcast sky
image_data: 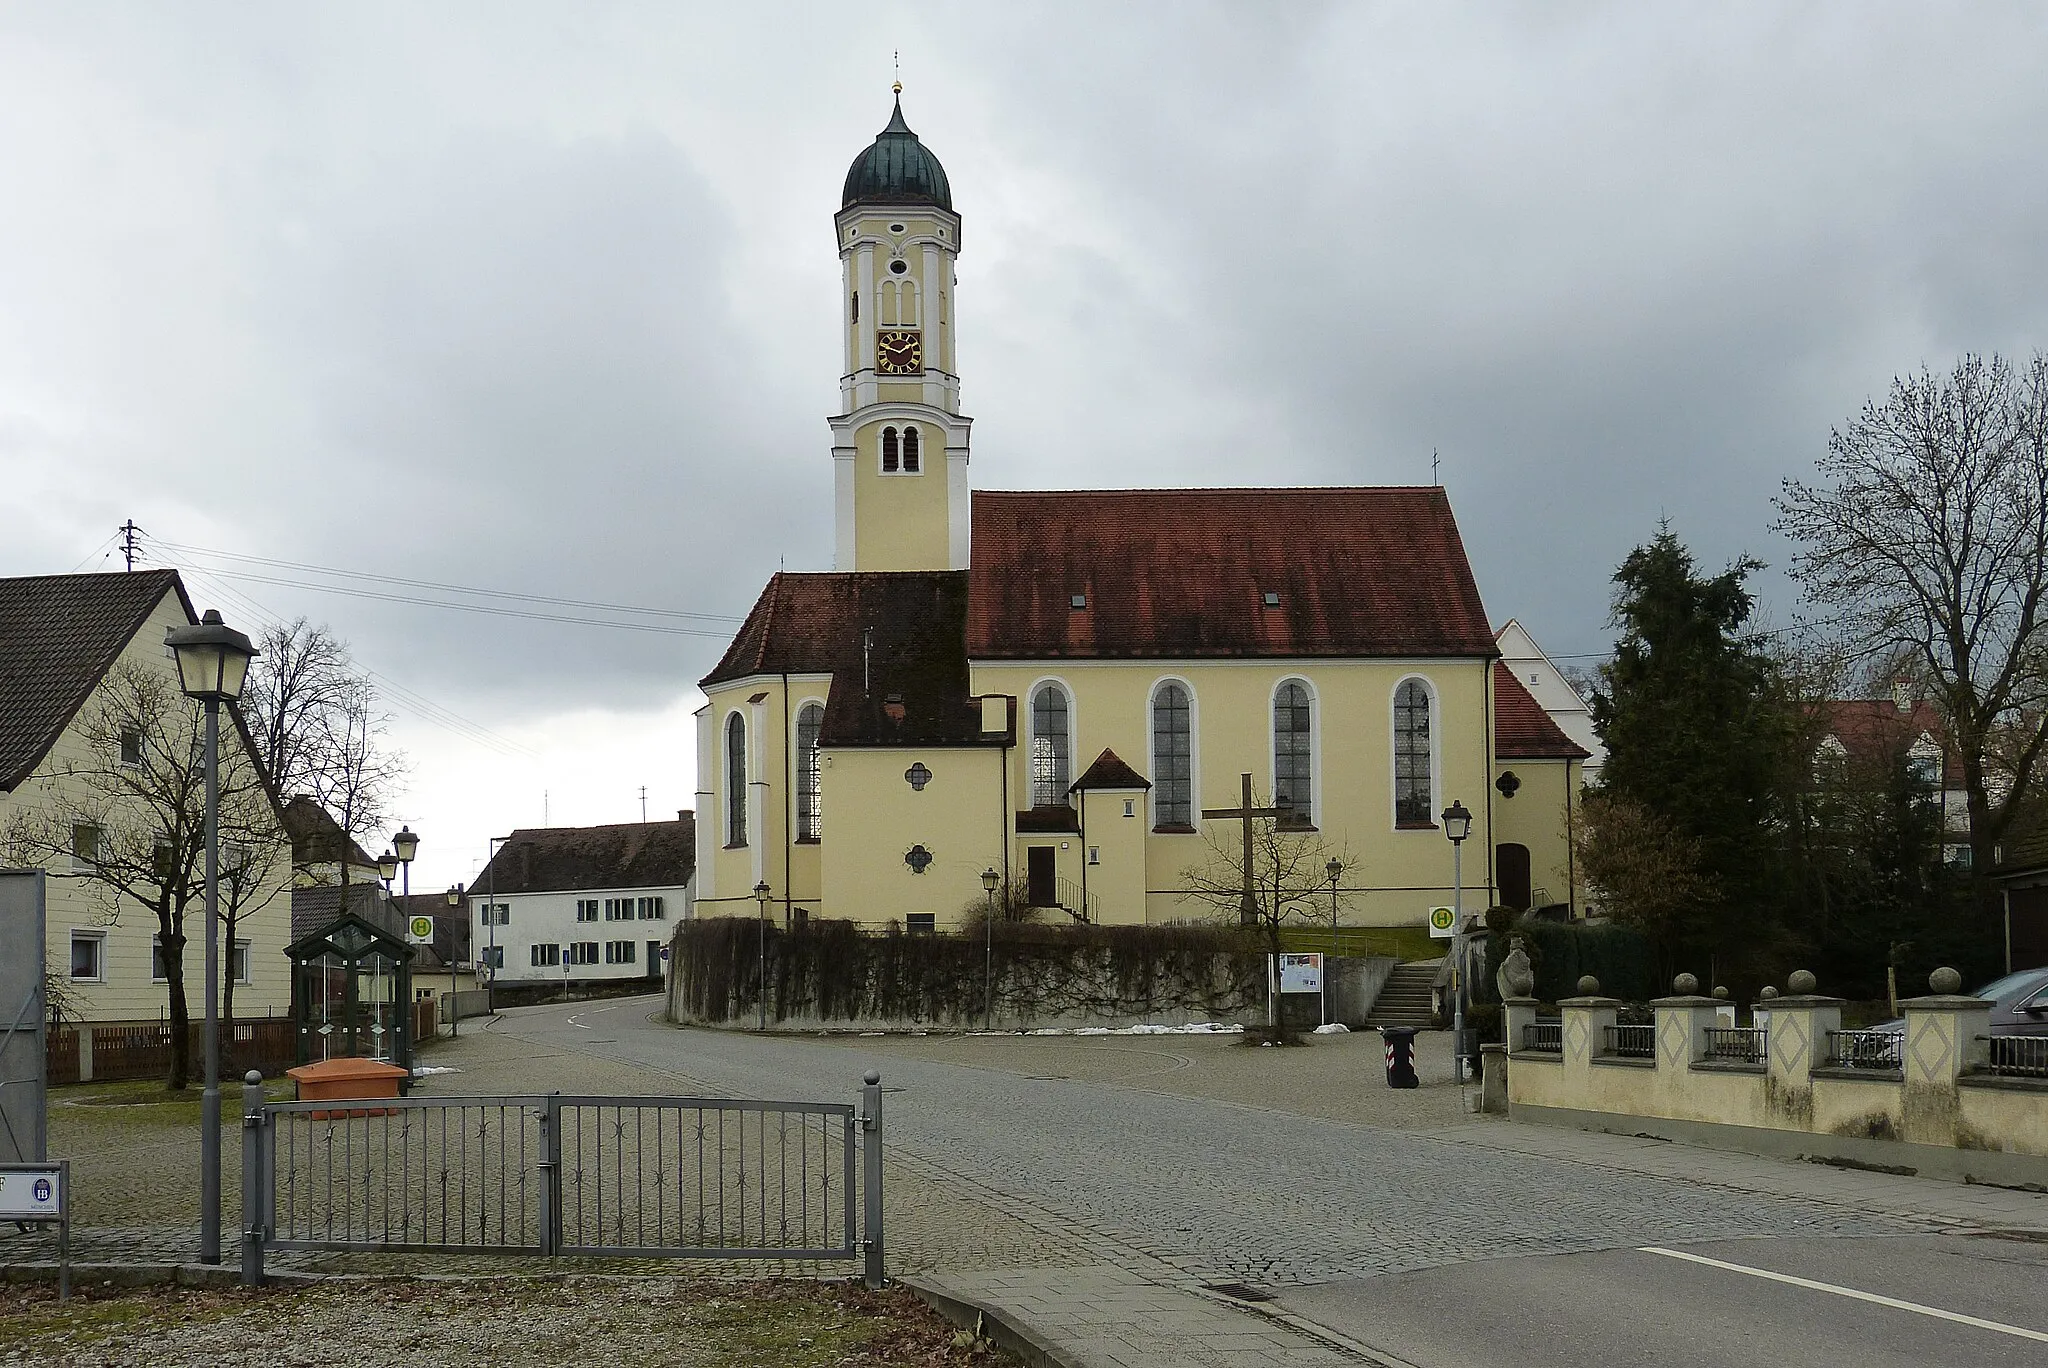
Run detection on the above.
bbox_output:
[5,4,2046,890]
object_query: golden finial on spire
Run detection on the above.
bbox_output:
[893,50,902,96]
[893,80,903,95]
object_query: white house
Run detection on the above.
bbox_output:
[1495,619,1605,786]
[469,816,695,990]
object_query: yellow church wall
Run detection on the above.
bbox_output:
[818,745,1007,927]
[852,418,952,572]
[970,658,1499,929]
[1078,787,1149,923]
[696,675,835,923]
[1490,757,1580,913]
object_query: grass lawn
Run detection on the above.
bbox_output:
[1277,924,1442,962]
[0,1277,1005,1367]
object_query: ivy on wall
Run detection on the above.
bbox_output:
[673,918,1267,1027]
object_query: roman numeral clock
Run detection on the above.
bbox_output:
[876,328,923,375]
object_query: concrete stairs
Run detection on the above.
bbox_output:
[1364,958,1442,1029]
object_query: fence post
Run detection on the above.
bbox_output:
[861,1070,884,1288]
[538,1093,562,1257]
[239,1070,265,1286]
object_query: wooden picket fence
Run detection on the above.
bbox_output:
[47,1019,299,1084]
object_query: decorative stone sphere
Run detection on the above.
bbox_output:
[1712,985,1730,1000]
[1672,973,1700,995]
[1760,985,1779,1000]
[1787,969,1817,995]
[1576,975,1601,996]
[1930,966,1963,995]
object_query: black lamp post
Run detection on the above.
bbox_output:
[981,867,1000,1032]
[753,881,771,1031]
[377,849,399,888]
[392,825,417,1037]
[164,608,256,1268]
[444,885,461,1037]
[1441,799,1474,1084]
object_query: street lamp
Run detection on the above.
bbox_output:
[164,608,256,1268]
[1441,799,1474,1084]
[981,867,1000,1032]
[376,849,399,887]
[392,826,417,1043]
[1325,858,1344,958]
[753,881,772,1032]
[444,885,462,1038]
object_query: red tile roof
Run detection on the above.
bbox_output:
[1818,699,1961,787]
[1493,663,1591,760]
[966,488,1495,660]
[1071,748,1151,792]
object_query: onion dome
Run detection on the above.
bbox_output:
[841,92,952,212]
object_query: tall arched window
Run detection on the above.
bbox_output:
[879,277,920,327]
[1273,680,1313,826]
[796,703,824,841]
[1030,683,1071,808]
[1394,678,1433,826]
[725,712,748,846]
[902,425,920,473]
[881,427,899,473]
[1151,682,1193,829]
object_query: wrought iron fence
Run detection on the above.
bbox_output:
[1521,1020,1563,1053]
[1703,1027,1767,1065]
[1982,1034,2048,1080]
[1826,1029,1902,1072]
[1602,1024,1655,1059]
[241,1071,884,1285]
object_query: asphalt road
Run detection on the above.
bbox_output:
[486,999,2045,1366]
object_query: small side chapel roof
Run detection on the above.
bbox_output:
[966,488,1496,661]
[1493,663,1591,760]
[1071,748,1152,792]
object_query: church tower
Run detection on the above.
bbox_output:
[830,90,971,572]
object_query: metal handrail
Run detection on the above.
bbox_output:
[1825,1029,1902,1071]
[1981,1034,2048,1079]
[1521,1021,1562,1053]
[1703,1026,1767,1065]
[1603,1024,1655,1059]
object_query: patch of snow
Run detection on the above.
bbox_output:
[410,1065,461,1077]
[1312,1023,1350,1034]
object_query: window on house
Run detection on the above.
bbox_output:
[70,823,101,872]
[568,941,599,965]
[576,899,599,922]
[1394,678,1434,826]
[604,940,637,965]
[1273,681,1313,825]
[482,946,505,970]
[1030,684,1071,808]
[151,936,169,982]
[726,712,748,846]
[478,904,509,926]
[119,726,143,767]
[796,703,824,840]
[530,943,560,967]
[69,932,105,982]
[902,425,920,473]
[882,426,900,473]
[1152,682,1193,829]
[905,913,936,934]
[637,896,666,919]
[231,939,251,985]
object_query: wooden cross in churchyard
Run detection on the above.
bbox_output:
[1202,772,1289,926]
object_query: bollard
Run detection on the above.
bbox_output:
[1380,1026,1420,1088]
[861,1070,884,1288]
[239,1070,265,1286]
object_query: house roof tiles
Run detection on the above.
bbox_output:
[1072,748,1152,792]
[471,817,696,897]
[965,488,1495,661]
[1493,663,1592,760]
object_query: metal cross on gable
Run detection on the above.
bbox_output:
[1201,772,1288,926]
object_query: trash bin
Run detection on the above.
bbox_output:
[1379,1026,1420,1089]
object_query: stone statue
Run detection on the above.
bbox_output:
[1497,936,1535,1000]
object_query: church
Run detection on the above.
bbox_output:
[693,93,1588,932]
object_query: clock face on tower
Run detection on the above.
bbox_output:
[876,329,924,375]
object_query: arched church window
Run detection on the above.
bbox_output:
[879,277,920,327]
[796,702,824,841]
[725,712,748,847]
[1273,680,1313,826]
[902,426,920,473]
[1030,684,1071,808]
[1394,678,1433,826]
[881,427,899,473]
[1151,682,1193,829]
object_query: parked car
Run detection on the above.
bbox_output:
[1868,966,2048,1036]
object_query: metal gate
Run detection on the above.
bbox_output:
[241,1070,885,1285]
[0,871,47,1165]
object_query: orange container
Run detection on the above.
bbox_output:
[286,1056,409,1119]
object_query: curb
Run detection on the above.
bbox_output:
[901,1274,1079,1368]
[3,1262,325,1290]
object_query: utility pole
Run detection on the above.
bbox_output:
[119,520,142,571]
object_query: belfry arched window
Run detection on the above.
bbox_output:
[881,426,899,473]
[1151,681,1193,829]
[1030,683,1072,808]
[1273,680,1313,826]
[879,276,920,327]
[1394,678,1434,826]
[796,702,824,841]
[725,712,748,847]
[902,426,921,473]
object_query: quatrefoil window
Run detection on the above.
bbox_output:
[904,762,932,791]
[904,845,934,874]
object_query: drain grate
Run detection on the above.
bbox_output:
[1203,1282,1276,1303]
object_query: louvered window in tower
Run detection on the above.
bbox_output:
[881,426,899,473]
[902,426,920,473]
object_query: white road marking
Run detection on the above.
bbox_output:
[1638,1246,2048,1343]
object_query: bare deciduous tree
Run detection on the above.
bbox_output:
[1776,352,2048,898]
[2,663,281,1089]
